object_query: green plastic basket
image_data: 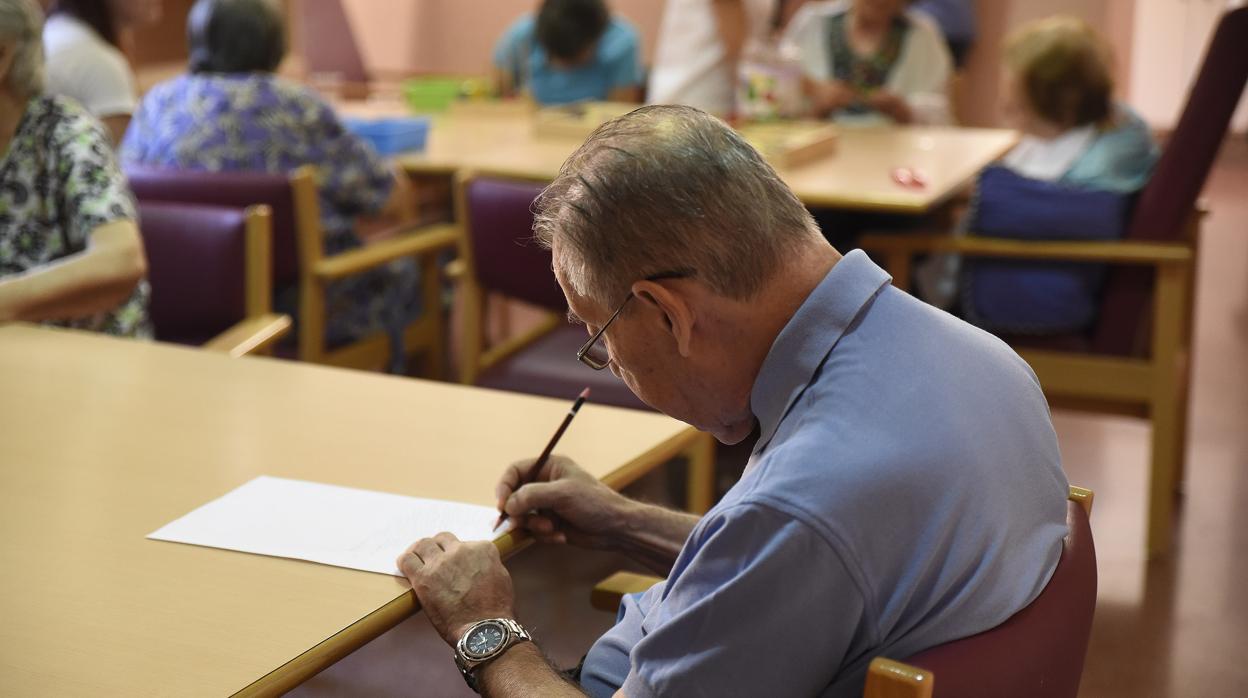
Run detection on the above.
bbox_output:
[403,78,464,112]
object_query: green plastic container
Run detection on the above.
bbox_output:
[403,78,463,113]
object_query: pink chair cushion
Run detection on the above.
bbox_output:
[904,499,1097,698]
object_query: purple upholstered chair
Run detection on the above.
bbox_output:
[860,7,1248,557]
[891,489,1098,698]
[138,201,290,356]
[453,173,716,512]
[126,165,456,372]
[455,174,647,410]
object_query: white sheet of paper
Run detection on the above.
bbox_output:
[148,476,510,576]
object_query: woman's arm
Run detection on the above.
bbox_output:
[0,220,146,323]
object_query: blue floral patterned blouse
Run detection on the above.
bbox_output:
[121,74,423,360]
[120,73,394,254]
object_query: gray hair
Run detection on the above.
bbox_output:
[534,105,820,307]
[0,0,44,97]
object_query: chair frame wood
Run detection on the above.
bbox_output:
[860,208,1202,558]
[189,204,291,357]
[450,169,717,514]
[288,165,458,373]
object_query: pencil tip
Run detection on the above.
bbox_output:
[579,387,591,399]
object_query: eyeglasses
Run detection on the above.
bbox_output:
[575,271,691,371]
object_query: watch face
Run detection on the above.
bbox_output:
[465,622,507,659]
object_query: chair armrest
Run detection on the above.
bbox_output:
[202,313,292,357]
[860,232,1193,265]
[864,658,933,698]
[591,571,665,612]
[444,258,467,281]
[312,224,459,281]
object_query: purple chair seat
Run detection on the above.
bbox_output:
[476,324,650,411]
[905,497,1097,698]
[139,202,252,347]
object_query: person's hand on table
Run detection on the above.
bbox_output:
[865,89,915,124]
[495,454,631,550]
[804,77,856,118]
[396,532,516,645]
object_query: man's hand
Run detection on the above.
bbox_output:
[496,454,630,550]
[397,532,515,645]
[865,90,915,124]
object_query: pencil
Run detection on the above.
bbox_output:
[493,387,591,531]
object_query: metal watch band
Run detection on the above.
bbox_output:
[455,618,533,693]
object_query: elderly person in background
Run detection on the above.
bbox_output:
[395,106,1068,696]
[494,0,644,105]
[121,0,419,371]
[918,16,1160,334]
[43,0,164,144]
[784,0,953,124]
[0,0,150,336]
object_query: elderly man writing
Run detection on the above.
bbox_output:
[398,105,1068,697]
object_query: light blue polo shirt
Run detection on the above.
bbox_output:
[492,15,642,105]
[580,250,1070,697]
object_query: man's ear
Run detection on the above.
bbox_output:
[631,278,695,358]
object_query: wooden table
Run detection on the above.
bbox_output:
[336,100,1017,215]
[0,325,703,696]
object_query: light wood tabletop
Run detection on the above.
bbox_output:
[335,100,1017,214]
[0,325,700,697]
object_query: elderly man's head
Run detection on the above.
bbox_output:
[188,0,284,75]
[0,0,44,99]
[535,105,831,443]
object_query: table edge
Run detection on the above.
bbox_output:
[231,424,704,697]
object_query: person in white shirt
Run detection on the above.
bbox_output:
[646,0,782,115]
[783,0,953,124]
[42,0,163,144]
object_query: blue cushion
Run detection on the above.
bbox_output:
[964,166,1134,334]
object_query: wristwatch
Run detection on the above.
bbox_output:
[454,617,533,692]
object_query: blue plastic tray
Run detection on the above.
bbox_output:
[342,116,430,155]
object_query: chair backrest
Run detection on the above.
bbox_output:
[1093,7,1248,355]
[902,497,1097,698]
[461,175,568,312]
[126,165,302,288]
[139,202,260,346]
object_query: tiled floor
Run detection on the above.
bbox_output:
[292,139,1248,697]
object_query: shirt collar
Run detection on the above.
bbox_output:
[750,249,892,453]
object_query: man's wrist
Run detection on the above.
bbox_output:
[449,611,517,647]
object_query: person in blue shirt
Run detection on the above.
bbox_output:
[493,0,643,105]
[395,106,1068,697]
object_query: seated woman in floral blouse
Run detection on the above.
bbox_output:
[121,0,418,370]
[0,0,150,337]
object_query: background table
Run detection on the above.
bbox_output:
[336,100,1017,215]
[0,325,700,696]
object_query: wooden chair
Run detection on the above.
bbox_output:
[138,201,291,356]
[861,7,1248,557]
[450,170,717,513]
[126,165,457,373]
[593,487,1097,698]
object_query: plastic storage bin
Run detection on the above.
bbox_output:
[342,116,431,156]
